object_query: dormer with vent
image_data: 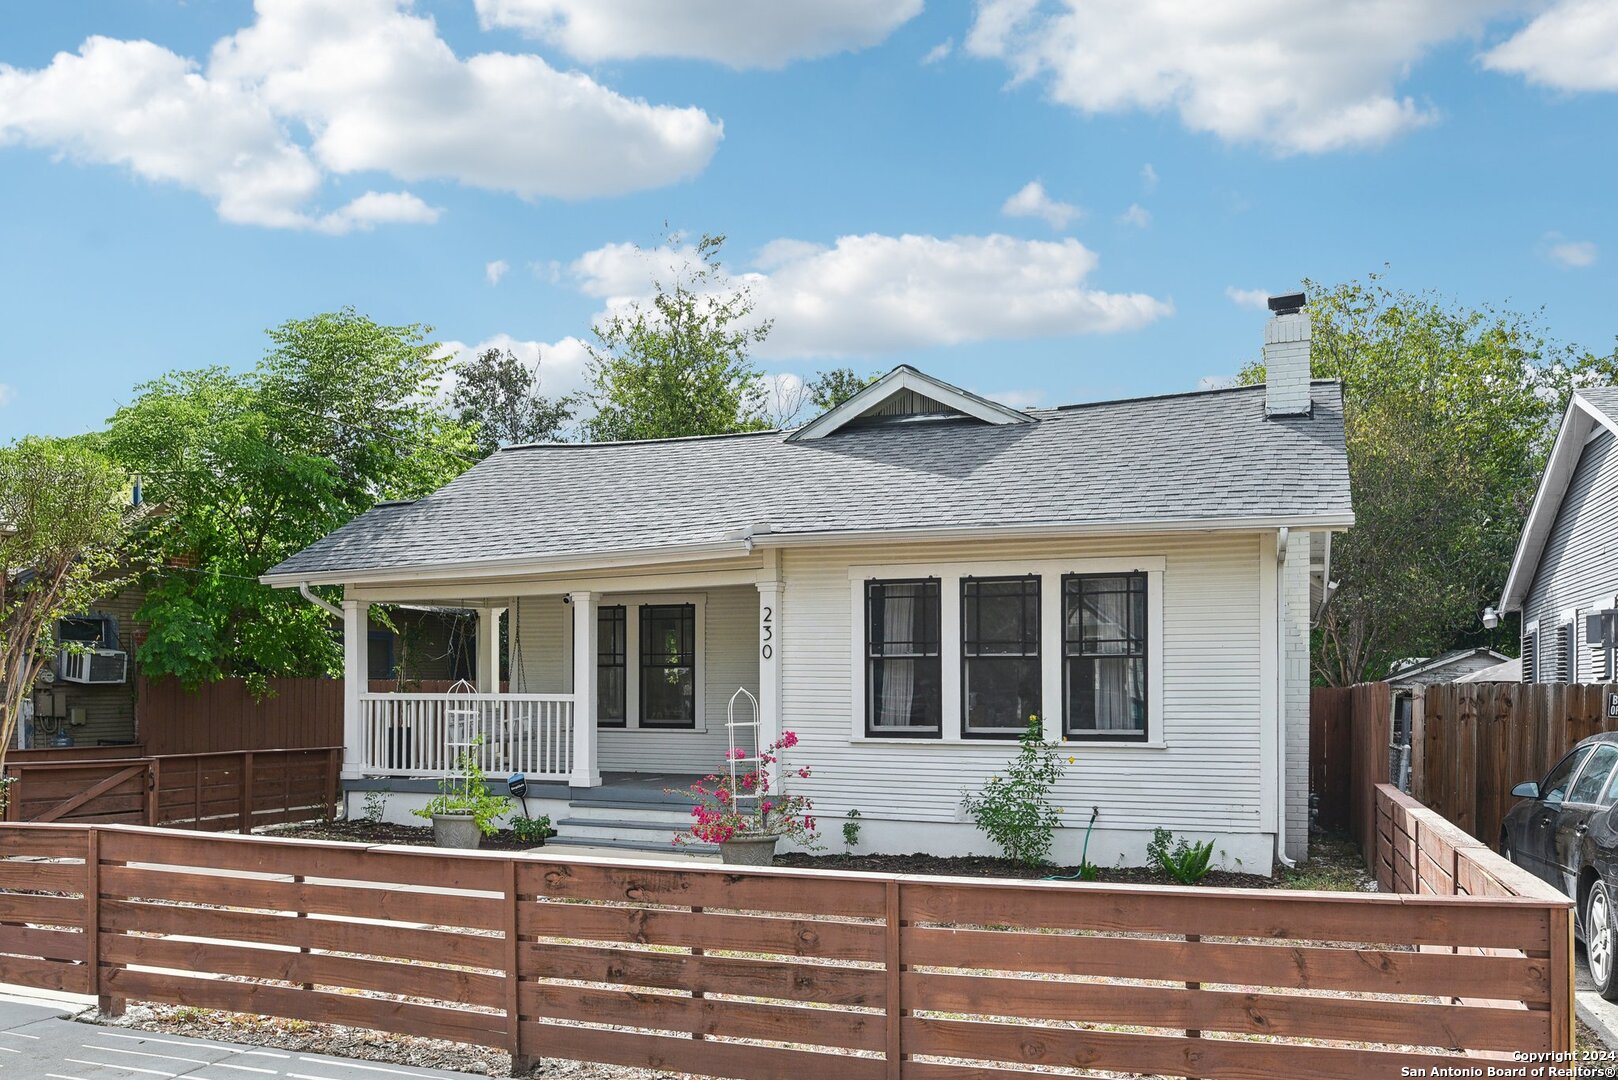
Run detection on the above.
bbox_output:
[787,365,1036,442]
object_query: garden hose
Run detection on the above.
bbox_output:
[1044,805,1101,881]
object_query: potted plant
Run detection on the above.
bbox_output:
[412,741,509,849]
[673,732,820,864]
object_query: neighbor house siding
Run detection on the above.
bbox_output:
[777,533,1272,847]
[510,586,758,774]
[1523,429,1618,682]
[30,583,144,749]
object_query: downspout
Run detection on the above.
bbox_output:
[298,583,343,620]
[1273,528,1296,869]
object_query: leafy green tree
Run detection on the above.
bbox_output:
[581,234,773,441]
[0,437,132,763]
[106,309,475,686]
[450,346,573,456]
[1240,273,1618,684]
[807,367,880,412]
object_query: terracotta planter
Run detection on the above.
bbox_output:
[432,813,481,849]
[719,834,779,865]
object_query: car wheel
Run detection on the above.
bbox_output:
[1587,881,1618,1002]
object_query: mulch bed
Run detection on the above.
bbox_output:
[264,819,540,851]
[774,831,1376,891]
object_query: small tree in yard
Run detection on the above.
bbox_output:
[961,715,1069,866]
[0,437,132,768]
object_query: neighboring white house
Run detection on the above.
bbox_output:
[1496,388,1618,684]
[264,298,1352,868]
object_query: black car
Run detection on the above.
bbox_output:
[1502,732,1618,999]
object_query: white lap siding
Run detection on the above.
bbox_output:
[1523,430,1618,682]
[776,533,1281,866]
[510,586,757,774]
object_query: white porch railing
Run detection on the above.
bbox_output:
[358,693,575,780]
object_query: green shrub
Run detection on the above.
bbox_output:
[1147,826,1214,884]
[361,785,387,826]
[961,715,1067,867]
[842,808,862,852]
[511,815,555,845]
[412,741,509,836]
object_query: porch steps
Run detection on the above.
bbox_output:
[550,801,710,854]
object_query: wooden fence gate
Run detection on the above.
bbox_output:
[3,747,340,830]
[1309,682,1392,845]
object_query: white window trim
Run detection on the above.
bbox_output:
[847,557,1167,748]
[575,592,708,733]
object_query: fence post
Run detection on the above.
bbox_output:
[325,749,340,822]
[85,828,122,1016]
[240,752,255,834]
[145,760,159,826]
[505,859,532,1074]
[885,878,903,1080]
[1551,903,1575,1057]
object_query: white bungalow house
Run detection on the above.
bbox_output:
[263,296,1351,868]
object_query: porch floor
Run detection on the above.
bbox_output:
[346,770,704,807]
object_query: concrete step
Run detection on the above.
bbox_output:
[563,800,695,824]
[555,811,694,849]
[546,834,718,856]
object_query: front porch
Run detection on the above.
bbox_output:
[336,563,783,792]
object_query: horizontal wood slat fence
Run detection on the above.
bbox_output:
[0,821,1574,1077]
[3,748,340,831]
[1373,783,1574,1051]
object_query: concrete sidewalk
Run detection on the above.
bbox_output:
[0,999,477,1080]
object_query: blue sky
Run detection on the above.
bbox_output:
[2,0,1615,440]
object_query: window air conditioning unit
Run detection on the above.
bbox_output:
[58,648,129,685]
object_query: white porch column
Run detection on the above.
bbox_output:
[475,606,504,692]
[341,598,369,780]
[756,578,783,761]
[569,591,602,788]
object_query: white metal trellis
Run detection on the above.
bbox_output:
[445,678,480,759]
[726,686,763,815]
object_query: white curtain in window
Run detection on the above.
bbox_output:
[879,592,915,725]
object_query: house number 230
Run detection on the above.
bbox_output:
[761,606,774,660]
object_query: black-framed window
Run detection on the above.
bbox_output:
[1063,573,1148,741]
[639,604,696,728]
[59,615,114,648]
[598,606,627,726]
[865,579,942,737]
[961,576,1041,737]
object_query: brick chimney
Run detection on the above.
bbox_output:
[1263,292,1311,417]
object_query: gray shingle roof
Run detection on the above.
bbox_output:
[1578,386,1618,419]
[266,380,1352,581]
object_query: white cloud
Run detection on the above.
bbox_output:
[572,233,1172,359]
[1225,286,1271,310]
[0,384,13,407]
[1140,163,1159,190]
[314,191,441,234]
[922,39,954,65]
[438,333,593,402]
[1544,235,1599,268]
[0,1,722,229]
[1482,1,1618,91]
[1119,203,1151,227]
[965,0,1515,153]
[474,0,921,68]
[485,259,510,286]
[1001,180,1081,230]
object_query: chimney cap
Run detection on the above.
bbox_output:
[1267,292,1307,315]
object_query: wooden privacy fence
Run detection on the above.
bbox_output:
[1415,681,1618,851]
[0,822,1576,1078]
[1310,681,1393,844]
[138,676,343,755]
[2,748,340,831]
